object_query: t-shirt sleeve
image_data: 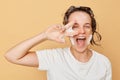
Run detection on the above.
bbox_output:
[105,58,112,80]
[96,52,112,80]
[36,49,51,70]
[36,49,63,70]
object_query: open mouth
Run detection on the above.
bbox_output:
[76,36,86,46]
[70,35,92,46]
[76,36,86,41]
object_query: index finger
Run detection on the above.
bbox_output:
[64,21,75,29]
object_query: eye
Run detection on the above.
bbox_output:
[84,24,91,29]
[85,25,91,28]
[72,25,78,30]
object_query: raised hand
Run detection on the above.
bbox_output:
[44,21,78,43]
[44,24,65,43]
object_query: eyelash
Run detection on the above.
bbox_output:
[85,26,91,28]
[73,26,91,29]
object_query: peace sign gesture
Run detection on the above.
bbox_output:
[44,21,78,43]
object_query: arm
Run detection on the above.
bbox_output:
[4,21,77,67]
[4,32,47,67]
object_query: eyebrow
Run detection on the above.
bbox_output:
[74,23,91,25]
[85,23,91,25]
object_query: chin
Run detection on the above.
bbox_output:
[71,45,88,53]
[77,47,88,53]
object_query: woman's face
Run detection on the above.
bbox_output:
[68,11,92,52]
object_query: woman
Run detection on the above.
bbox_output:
[5,6,112,80]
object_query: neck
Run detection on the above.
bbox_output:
[70,47,92,63]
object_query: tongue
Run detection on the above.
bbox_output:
[77,40,85,47]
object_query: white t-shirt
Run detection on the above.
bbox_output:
[36,48,112,80]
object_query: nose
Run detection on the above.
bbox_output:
[78,27,85,34]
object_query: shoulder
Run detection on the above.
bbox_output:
[93,50,111,67]
[36,47,68,52]
[36,47,69,64]
[36,47,69,56]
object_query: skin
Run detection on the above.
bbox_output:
[4,11,93,67]
[68,11,93,62]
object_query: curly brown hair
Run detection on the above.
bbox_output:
[63,6,102,45]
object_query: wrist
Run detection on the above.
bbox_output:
[41,32,48,40]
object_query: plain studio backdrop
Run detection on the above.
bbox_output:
[0,0,120,80]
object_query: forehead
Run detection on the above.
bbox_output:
[68,11,91,24]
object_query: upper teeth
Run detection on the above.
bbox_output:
[78,36,85,39]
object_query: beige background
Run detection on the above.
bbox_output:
[0,0,120,80]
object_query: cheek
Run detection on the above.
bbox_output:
[86,27,92,34]
[87,35,92,45]
[70,37,75,45]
